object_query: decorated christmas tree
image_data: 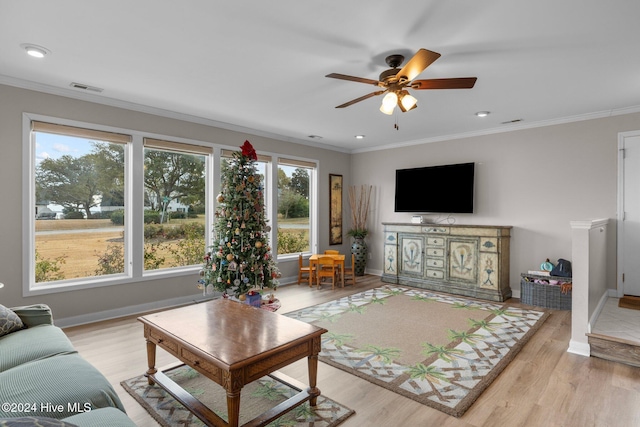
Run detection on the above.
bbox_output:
[199,140,280,297]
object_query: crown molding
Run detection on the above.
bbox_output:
[0,74,351,154]
[352,105,640,154]
[3,74,639,156]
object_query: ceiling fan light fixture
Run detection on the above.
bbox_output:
[382,92,398,108]
[380,92,398,114]
[400,92,418,111]
[379,103,395,115]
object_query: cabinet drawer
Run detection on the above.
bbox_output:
[181,348,222,380]
[427,237,445,246]
[425,248,444,257]
[426,269,444,279]
[148,329,178,355]
[426,258,444,268]
[423,226,449,234]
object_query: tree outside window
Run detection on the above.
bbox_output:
[277,161,312,255]
[33,126,128,283]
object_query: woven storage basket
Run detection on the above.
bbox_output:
[520,273,572,310]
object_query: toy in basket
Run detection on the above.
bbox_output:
[520,273,572,310]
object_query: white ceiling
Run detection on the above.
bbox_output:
[2,1,640,153]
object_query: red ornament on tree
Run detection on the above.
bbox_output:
[240,140,258,161]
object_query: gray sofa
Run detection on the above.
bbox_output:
[0,304,136,426]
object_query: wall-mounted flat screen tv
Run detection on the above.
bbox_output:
[394,162,475,213]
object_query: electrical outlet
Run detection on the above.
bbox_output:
[368,252,372,260]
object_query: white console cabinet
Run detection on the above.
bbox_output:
[382,223,512,302]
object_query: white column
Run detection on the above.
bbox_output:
[568,218,609,356]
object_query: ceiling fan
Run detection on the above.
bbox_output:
[326,48,477,115]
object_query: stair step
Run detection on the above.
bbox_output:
[587,333,640,368]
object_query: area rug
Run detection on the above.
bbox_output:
[284,285,549,418]
[122,365,354,427]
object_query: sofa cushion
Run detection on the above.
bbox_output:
[0,353,125,420]
[64,407,136,427]
[0,305,24,337]
[0,416,78,426]
[0,325,77,373]
[11,304,53,327]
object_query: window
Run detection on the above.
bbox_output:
[25,115,319,294]
[221,149,270,211]
[143,139,209,271]
[31,121,130,285]
[26,117,216,293]
[277,158,315,255]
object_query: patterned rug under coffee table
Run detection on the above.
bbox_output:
[284,285,549,417]
[122,365,354,427]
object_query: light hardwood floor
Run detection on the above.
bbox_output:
[63,276,640,427]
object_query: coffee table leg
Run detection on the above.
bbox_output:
[226,389,241,427]
[146,340,157,385]
[307,354,321,406]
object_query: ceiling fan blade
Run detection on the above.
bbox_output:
[335,90,385,108]
[325,73,381,86]
[412,77,478,90]
[396,49,441,83]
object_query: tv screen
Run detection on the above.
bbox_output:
[394,162,475,213]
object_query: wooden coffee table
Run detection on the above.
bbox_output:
[138,299,327,427]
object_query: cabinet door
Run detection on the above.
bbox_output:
[479,252,499,289]
[383,232,398,276]
[399,235,424,277]
[448,238,478,284]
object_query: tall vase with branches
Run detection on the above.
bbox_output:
[348,185,372,276]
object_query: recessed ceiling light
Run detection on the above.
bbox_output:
[21,43,51,58]
[355,135,365,139]
[475,111,490,117]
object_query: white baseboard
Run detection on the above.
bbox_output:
[567,340,591,357]
[589,290,611,333]
[56,276,301,328]
[56,293,218,328]
[56,272,381,328]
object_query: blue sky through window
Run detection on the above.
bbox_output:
[35,132,93,164]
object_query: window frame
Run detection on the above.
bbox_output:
[274,155,319,260]
[142,138,211,273]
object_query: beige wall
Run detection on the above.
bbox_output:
[2,82,636,321]
[0,84,351,322]
[353,113,640,295]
